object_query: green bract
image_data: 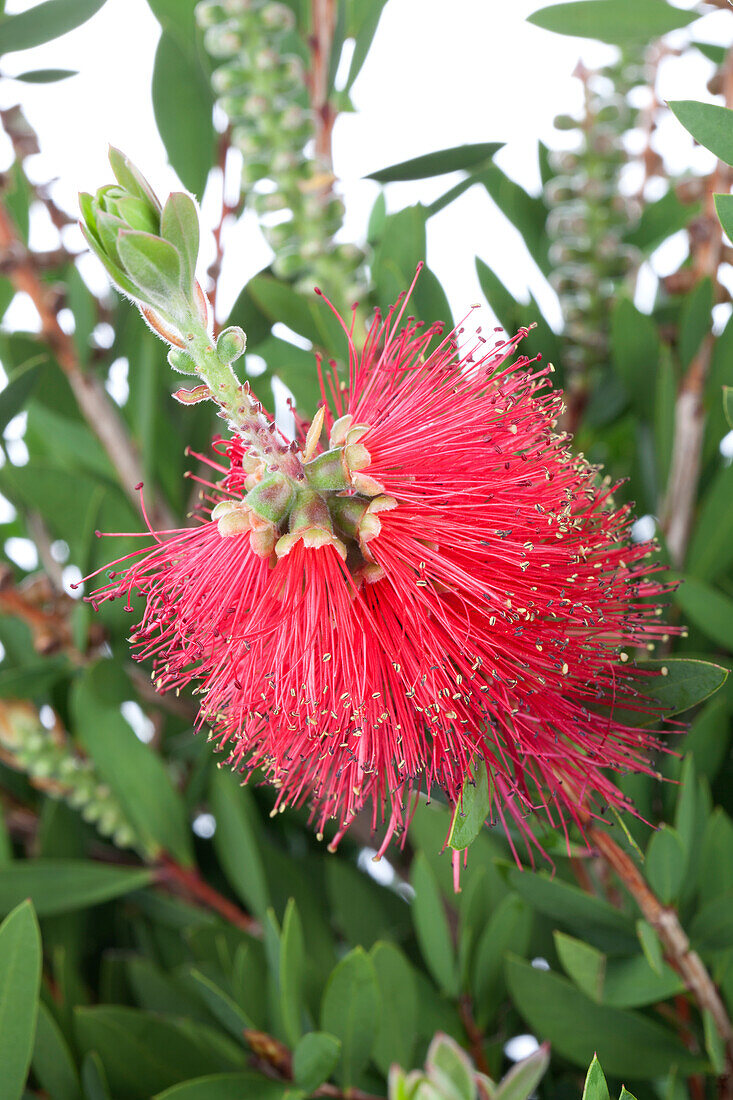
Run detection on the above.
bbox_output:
[79,147,201,325]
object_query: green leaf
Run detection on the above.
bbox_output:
[554,932,606,1002]
[279,898,304,1046]
[528,1,698,44]
[152,32,215,197]
[368,142,503,182]
[636,919,664,976]
[0,860,151,917]
[161,192,200,296]
[0,0,108,53]
[0,900,41,1100]
[642,657,729,718]
[425,1033,475,1100]
[14,67,77,82]
[32,1000,82,1100]
[0,355,44,434]
[370,942,417,1075]
[690,891,733,951]
[117,230,183,306]
[669,102,733,167]
[411,852,458,995]
[494,1042,550,1100]
[320,947,379,1088]
[582,1056,610,1100]
[448,759,492,850]
[185,969,252,1038]
[293,1033,341,1094]
[645,826,686,905]
[611,298,659,412]
[344,0,388,91]
[480,164,550,273]
[507,867,637,953]
[686,466,733,581]
[704,1009,727,1075]
[209,768,269,919]
[626,188,696,252]
[673,579,733,651]
[505,956,704,1076]
[75,1007,247,1100]
[81,1052,112,1100]
[717,193,733,244]
[326,860,410,949]
[154,1075,289,1100]
[72,664,194,865]
[724,385,733,428]
[473,894,532,1027]
[678,277,713,370]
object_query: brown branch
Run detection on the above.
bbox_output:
[661,46,733,567]
[156,854,261,936]
[458,996,490,1075]
[590,824,733,1097]
[309,0,337,165]
[0,195,176,532]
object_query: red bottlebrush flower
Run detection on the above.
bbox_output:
[91,282,675,862]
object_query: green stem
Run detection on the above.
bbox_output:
[184,322,302,479]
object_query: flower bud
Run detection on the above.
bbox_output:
[244,472,296,524]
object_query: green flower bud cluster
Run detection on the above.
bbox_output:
[195,0,364,301]
[80,148,207,337]
[545,56,642,384]
[389,1032,550,1100]
[0,701,147,855]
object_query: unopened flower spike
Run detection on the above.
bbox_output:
[84,242,680,864]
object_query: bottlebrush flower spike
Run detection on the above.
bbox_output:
[90,279,676,862]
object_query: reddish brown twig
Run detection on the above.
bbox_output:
[244,1026,386,1099]
[589,824,733,1098]
[156,854,261,935]
[308,0,337,166]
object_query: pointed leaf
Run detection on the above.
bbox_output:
[152,32,215,197]
[161,192,200,296]
[528,1,698,44]
[642,658,728,718]
[669,102,733,166]
[411,852,459,995]
[0,900,41,1100]
[582,1057,610,1100]
[32,1000,82,1100]
[493,1042,550,1100]
[448,759,492,850]
[117,230,182,306]
[370,942,417,1074]
[320,948,379,1087]
[209,768,269,919]
[368,142,503,182]
[645,826,686,905]
[0,0,108,53]
[293,1033,341,1094]
[0,859,151,917]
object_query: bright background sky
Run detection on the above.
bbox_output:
[0,0,730,333]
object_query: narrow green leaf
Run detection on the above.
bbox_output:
[678,277,713,370]
[554,932,606,1003]
[370,942,417,1075]
[642,657,728,718]
[626,188,697,252]
[160,192,200,296]
[74,1006,247,1098]
[154,1074,289,1100]
[724,385,733,429]
[505,956,704,1076]
[636,919,664,976]
[686,466,733,582]
[582,1056,610,1100]
[186,969,252,1038]
[344,0,387,91]
[704,1009,726,1074]
[0,900,42,1100]
[14,67,77,82]
[528,1,698,44]
[81,1052,112,1100]
[0,355,44,434]
[410,852,458,995]
[690,891,733,951]
[320,948,379,1088]
[448,759,491,850]
[209,768,269,919]
[152,31,215,197]
[293,1033,341,1094]
[0,860,151,917]
[279,898,304,1046]
[669,102,733,167]
[611,298,659,412]
[718,194,733,244]
[507,867,637,953]
[368,142,503,182]
[117,229,182,305]
[674,579,733,651]
[32,1000,82,1100]
[72,664,193,865]
[0,0,108,53]
[645,826,686,905]
[425,1033,475,1100]
[473,894,532,1026]
[494,1042,551,1100]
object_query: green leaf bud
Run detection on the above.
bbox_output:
[216,326,247,363]
[167,348,198,374]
